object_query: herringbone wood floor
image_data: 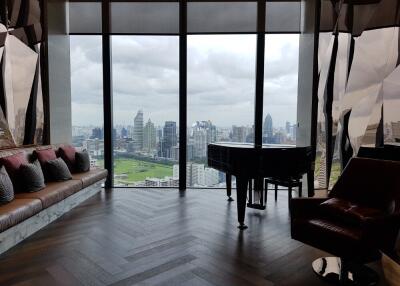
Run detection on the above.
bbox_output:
[0,189,387,286]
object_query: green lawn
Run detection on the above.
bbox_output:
[108,158,173,183]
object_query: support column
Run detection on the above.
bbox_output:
[297,0,320,197]
[47,0,71,144]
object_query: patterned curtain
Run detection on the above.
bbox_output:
[315,0,400,189]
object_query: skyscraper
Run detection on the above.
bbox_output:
[286,121,291,135]
[192,121,216,158]
[133,110,144,151]
[263,114,273,143]
[162,121,177,158]
[143,119,156,152]
[193,128,207,158]
[121,127,128,138]
[232,126,247,142]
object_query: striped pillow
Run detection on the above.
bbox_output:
[46,158,72,182]
[0,166,14,204]
[19,160,45,193]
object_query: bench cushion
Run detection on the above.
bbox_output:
[72,169,107,188]
[15,180,82,208]
[0,198,42,232]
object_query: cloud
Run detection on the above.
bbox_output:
[71,34,299,128]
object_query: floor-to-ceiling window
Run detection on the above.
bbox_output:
[70,36,104,168]
[263,34,299,145]
[186,35,256,187]
[112,36,179,187]
[69,0,302,189]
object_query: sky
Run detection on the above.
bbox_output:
[70,34,299,128]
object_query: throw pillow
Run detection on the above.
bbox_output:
[75,150,90,172]
[19,160,46,193]
[46,158,72,182]
[34,148,57,166]
[58,145,76,173]
[0,166,14,204]
[0,152,28,190]
[33,148,57,181]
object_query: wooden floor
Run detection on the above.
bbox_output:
[0,188,388,286]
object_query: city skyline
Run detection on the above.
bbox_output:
[70,35,299,128]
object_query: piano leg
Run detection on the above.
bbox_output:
[307,170,315,197]
[236,176,248,230]
[226,174,234,201]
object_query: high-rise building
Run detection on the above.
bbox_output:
[193,128,207,158]
[191,121,216,159]
[391,121,400,142]
[91,127,103,139]
[133,110,144,151]
[143,119,156,152]
[187,142,195,161]
[161,121,177,158]
[232,126,247,142]
[263,114,273,143]
[121,127,128,138]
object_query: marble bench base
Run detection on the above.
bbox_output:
[0,180,104,255]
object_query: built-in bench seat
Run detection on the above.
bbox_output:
[72,168,108,189]
[0,145,107,254]
[0,198,42,233]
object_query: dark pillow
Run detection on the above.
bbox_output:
[19,160,45,193]
[45,158,72,182]
[75,150,90,172]
[0,152,28,190]
[34,148,57,180]
[58,145,76,173]
[0,166,14,204]
[34,148,57,166]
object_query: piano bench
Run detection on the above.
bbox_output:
[264,177,302,203]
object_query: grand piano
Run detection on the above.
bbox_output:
[208,142,313,229]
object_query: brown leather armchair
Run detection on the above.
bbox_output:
[290,157,400,285]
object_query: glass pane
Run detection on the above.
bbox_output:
[187,2,257,33]
[69,2,102,34]
[111,2,179,34]
[187,35,256,187]
[112,36,179,187]
[70,36,104,168]
[263,34,299,145]
[265,1,300,33]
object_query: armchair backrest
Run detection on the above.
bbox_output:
[329,157,400,212]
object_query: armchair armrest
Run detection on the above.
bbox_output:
[362,213,400,252]
[290,197,329,220]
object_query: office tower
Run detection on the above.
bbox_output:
[263,114,273,138]
[133,110,144,151]
[391,121,400,142]
[171,145,179,161]
[143,119,156,152]
[193,128,207,158]
[90,127,103,140]
[232,126,247,142]
[162,121,177,158]
[187,142,195,161]
[285,121,291,135]
[263,114,273,143]
[121,127,128,138]
[191,121,216,159]
[290,124,297,141]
